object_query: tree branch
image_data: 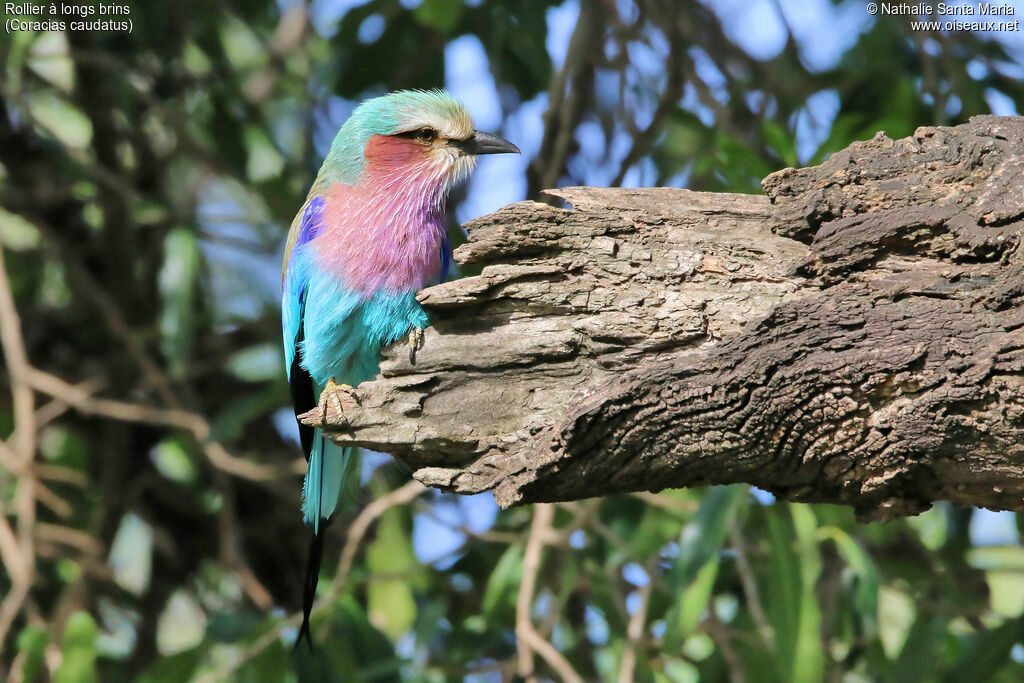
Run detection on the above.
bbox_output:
[307,115,1024,521]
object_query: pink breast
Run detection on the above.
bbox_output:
[315,143,448,295]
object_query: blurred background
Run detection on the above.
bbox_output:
[1,0,1023,680]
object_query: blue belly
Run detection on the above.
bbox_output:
[299,271,429,386]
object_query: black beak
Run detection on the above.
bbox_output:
[456,130,520,155]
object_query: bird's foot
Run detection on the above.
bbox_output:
[408,326,424,364]
[319,378,358,424]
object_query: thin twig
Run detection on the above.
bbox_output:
[32,481,72,519]
[32,376,106,429]
[0,439,18,473]
[216,475,274,610]
[529,1,605,195]
[702,609,746,683]
[729,522,773,648]
[330,479,426,592]
[618,565,653,683]
[27,369,287,482]
[34,523,104,556]
[611,11,687,187]
[0,251,35,463]
[0,514,23,592]
[30,464,88,488]
[515,504,584,683]
[7,649,28,683]
[0,248,36,649]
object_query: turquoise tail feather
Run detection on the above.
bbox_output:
[301,429,359,532]
[296,427,360,650]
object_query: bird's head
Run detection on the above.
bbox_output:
[320,89,519,193]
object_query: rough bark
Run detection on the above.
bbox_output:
[303,115,1024,520]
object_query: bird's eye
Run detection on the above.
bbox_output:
[395,127,440,144]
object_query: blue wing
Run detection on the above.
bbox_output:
[283,196,325,466]
[438,232,458,284]
[283,195,357,650]
[283,196,324,381]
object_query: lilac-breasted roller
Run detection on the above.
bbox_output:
[282,89,519,647]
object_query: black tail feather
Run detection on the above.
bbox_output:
[294,524,325,653]
[290,260,321,654]
[290,292,315,463]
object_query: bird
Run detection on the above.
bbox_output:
[281,89,519,649]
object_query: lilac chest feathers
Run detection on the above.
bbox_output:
[313,178,448,296]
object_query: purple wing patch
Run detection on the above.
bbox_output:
[297,195,325,248]
[283,194,326,384]
[439,234,452,283]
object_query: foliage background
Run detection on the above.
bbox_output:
[1,0,1024,680]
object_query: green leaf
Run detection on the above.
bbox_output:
[151,437,197,484]
[156,590,206,655]
[54,651,98,683]
[789,505,824,683]
[602,494,648,566]
[206,610,263,643]
[227,343,283,382]
[674,555,720,641]
[136,648,203,683]
[878,586,916,659]
[62,611,98,650]
[663,485,747,648]
[109,513,154,595]
[209,385,287,442]
[367,577,417,642]
[629,503,688,560]
[986,570,1024,618]
[366,501,421,640]
[16,625,47,683]
[674,486,747,582]
[236,637,290,683]
[158,228,200,377]
[660,658,700,683]
[244,126,285,182]
[27,92,92,148]
[906,504,947,551]
[0,208,41,251]
[28,31,73,91]
[220,15,266,69]
[818,525,879,635]
[182,40,212,76]
[55,612,98,683]
[762,505,824,682]
[968,546,1024,571]
[482,543,524,621]
[761,118,798,168]
[891,612,946,683]
[415,0,465,32]
[941,619,1020,683]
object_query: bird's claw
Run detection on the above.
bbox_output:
[319,378,357,424]
[408,327,424,364]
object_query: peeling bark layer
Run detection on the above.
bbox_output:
[304,115,1024,519]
